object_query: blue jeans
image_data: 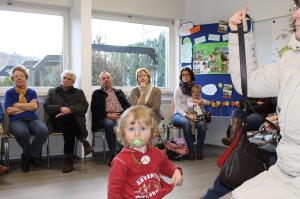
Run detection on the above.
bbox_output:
[101,118,118,155]
[172,113,206,153]
[9,117,49,157]
[232,109,265,131]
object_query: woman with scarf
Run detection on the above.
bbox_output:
[172,67,207,160]
[4,65,48,172]
[129,68,162,122]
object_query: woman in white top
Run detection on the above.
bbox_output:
[172,67,207,161]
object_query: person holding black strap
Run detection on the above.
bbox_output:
[220,3,300,199]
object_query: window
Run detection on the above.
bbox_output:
[91,16,170,88]
[0,9,64,87]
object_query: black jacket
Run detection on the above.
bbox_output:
[43,86,89,137]
[91,87,131,132]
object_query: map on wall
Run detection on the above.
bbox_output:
[272,16,293,62]
[193,42,229,74]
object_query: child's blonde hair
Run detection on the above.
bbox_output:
[191,85,202,95]
[115,105,159,146]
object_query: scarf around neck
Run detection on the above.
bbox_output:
[15,85,28,103]
[179,81,194,96]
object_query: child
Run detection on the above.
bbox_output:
[187,85,208,139]
[108,105,183,199]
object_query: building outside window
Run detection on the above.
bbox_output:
[91,17,169,88]
[0,9,64,87]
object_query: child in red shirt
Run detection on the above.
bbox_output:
[108,105,183,199]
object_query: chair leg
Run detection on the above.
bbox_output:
[1,138,3,165]
[102,131,106,162]
[4,136,9,172]
[47,136,50,169]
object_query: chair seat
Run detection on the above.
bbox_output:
[92,128,106,162]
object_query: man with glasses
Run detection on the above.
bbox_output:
[44,70,94,173]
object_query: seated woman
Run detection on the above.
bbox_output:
[129,67,162,122]
[4,65,48,172]
[43,70,93,173]
[222,97,277,146]
[172,67,207,160]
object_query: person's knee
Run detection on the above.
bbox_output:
[102,119,115,129]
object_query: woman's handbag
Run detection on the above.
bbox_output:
[218,19,276,189]
[218,125,268,189]
[203,112,211,123]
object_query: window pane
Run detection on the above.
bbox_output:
[0,10,63,87]
[91,19,168,87]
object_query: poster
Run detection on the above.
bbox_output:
[193,42,229,74]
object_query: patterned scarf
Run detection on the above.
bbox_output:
[179,81,194,96]
[15,85,28,103]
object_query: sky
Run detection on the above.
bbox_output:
[0,10,63,58]
[0,10,166,59]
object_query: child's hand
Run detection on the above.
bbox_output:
[197,99,203,105]
[172,169,183,186]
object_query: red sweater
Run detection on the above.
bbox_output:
[108,145,182,199]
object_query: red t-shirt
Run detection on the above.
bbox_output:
[108,145,182,199]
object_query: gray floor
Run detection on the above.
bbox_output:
[0,146,223,199]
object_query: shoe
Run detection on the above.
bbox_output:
[0,165,8,175]
[189,151,195,161]
[222,118,242,146]
[21,154,30,172]
[62,155,74,173]
[197,153,204,160]
[83,140,94,155]
[31,156,40,167]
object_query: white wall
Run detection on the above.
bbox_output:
[185,0,292,25]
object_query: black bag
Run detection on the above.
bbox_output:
[219,127,268,189]
[219,18,273,189]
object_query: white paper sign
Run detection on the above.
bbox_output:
[222,34,228,41]
[181,43,192,63]
[208,34,221,41]
[202,84,217,96]
[194,36,206,44]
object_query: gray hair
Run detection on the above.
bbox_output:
[61,70,76,82]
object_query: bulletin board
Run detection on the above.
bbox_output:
[180,22,242,117]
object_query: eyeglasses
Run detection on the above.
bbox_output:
[182,73,190,77]
[294,3,300,11]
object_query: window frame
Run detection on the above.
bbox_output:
[0,3,69,96]
[91,12,178,94]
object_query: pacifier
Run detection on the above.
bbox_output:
[131,137,143,147]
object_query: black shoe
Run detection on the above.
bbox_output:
[62,155,74,173]
[83,140,94,155]
[21,154,30,172]
[31,156,40,167]
[197,152,204,160]
[189,151,195,161]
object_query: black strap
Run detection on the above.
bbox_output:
[237,16,280,134]
[237,22,248,125]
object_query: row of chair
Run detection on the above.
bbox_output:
[0,111,107,172]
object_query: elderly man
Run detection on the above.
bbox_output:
[44,70,94,173]
[91,71,131,166]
